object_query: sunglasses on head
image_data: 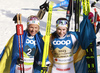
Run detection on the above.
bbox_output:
[56,20,68,25]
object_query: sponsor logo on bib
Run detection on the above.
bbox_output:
[53,40,71,45]
[56,68,70,71]
[26,39,36,45]
[17,67,31,71]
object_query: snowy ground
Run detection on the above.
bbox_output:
[0,0,100,72]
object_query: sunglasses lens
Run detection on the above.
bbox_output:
[57,20,68,25]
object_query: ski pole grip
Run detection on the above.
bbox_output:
[16,24,23,35]
[19,14,22,24]
[16,14,23,35]
[17,14,19,24]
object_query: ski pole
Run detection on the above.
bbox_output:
[75,0,80,32]
[94,8,97,33]
[66,0,72,31]
[72,0,74,31]
[16,14,24,73]
[17,14,22,73]
[19,14,24,73]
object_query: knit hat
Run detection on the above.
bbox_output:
[27,15,40,25]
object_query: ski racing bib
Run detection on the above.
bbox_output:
[51,34,76,73]
[15,36,37,73]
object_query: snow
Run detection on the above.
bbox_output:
[0,0,100,72]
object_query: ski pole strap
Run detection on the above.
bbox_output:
[41,67,48,73]
[37,9,46,20]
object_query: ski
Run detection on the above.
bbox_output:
[41,1,54,73]
[75,0,81,31]
[66,10,70,31]
[66,0,72,31]
[82,0,86,15]
[53,0,69,9]
[86,43,96,73]
[86,0,90,15]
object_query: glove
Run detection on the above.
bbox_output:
[17,57,24,65]
[38,61,51,67]
[13,14,21,23]
[96,0,99,2]
[46,61,51,67]
[13,14,17,23]
[91,2,96,7]
[40,1,49,11]
[41,67,48,72]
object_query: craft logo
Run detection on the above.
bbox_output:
[26,39,36,45]
[19,26,23,34]
[53,40,71,45]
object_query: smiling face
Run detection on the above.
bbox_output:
[56,26,67,37]
[27,24,39,36]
